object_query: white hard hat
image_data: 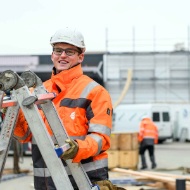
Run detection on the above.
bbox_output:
[141,115,149,120]
[50,27,86,53]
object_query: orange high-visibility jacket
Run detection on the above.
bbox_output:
[138,118,158,144]
[14,64,113,188]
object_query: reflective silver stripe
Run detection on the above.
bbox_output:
[89,123,111,136]
[64,158,108,175]
[80,81,99,98]
[33,158,108,177]
[83,158,108,172]
[34,168,51,177]
[70,135,86,140]
[72,134,104,155]
[89,134,102,155]
[14,127,31,141]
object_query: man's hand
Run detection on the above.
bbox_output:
[60,139,79,160]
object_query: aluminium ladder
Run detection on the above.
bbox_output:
[0,70,98,190]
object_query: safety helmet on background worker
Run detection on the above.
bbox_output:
[50,27,86,53]
[141,115,150,120]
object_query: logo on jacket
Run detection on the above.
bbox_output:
[70,112,76,120]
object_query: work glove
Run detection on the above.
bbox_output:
[60,139,79,160]
[93,180,126,190]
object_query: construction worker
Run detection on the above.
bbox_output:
[138,116,158,170]
[14,27,125,190]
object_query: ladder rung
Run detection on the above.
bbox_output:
[35,93,56,104]
[2,100,17,108]
[1,93,56,108]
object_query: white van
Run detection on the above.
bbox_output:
[170,104,190,142]
[112,104,172,143]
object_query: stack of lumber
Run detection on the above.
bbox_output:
[111,168,190,190]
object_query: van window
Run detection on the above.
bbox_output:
[153,112,160,122]
[163,112,170,122]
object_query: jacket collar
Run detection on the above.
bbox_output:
[50,64,83,91]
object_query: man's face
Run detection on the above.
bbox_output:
[51,43,84,73]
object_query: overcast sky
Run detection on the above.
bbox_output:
[0,0,190,55]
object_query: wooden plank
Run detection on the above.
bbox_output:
[112,168,190,190]
[144,170,190,181]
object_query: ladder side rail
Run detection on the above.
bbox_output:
[0,92,20,179]
[14,86,74,190]
[0,91,4,109]
[34,86,93,190]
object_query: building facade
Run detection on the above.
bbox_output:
[0,51,189,105]
[104,51,190,105]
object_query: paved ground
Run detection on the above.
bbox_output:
[144,140,190,171]
[0,140,190,189]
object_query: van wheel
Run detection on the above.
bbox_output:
[174,138,179,142]
[180,128,187,142]
[158,139,165,144]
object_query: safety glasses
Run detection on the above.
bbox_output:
[53,48,81,56]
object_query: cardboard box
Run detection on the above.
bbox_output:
[110,133,119,150]
[118,133,139,150]
[107,150,119,169]
[118,150,139,169]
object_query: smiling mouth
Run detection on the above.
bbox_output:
[59,61,68,64]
